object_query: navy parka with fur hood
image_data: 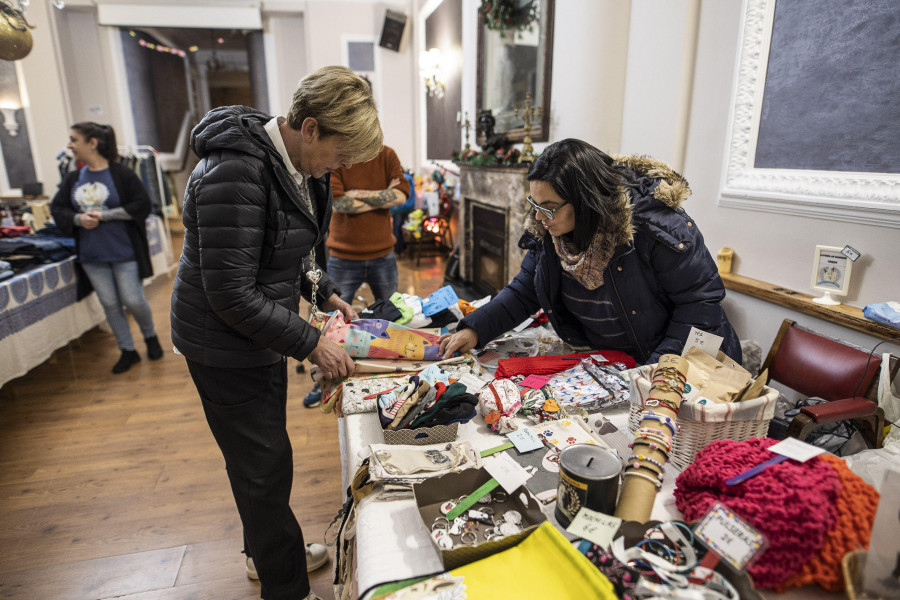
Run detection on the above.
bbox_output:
[459,155,741,365]
[170,106,341,368]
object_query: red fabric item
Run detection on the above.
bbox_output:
[494,351,636,378]
[674,438,842,589]
[526,312,549,327]
[1,226,30,237]
[777,453,879,593]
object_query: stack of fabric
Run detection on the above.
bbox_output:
[674,437,879,592]
[377,364,479,431]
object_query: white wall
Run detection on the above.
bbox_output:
[680,2,900,355]
[15,0,74,190]
[304,1,416,168]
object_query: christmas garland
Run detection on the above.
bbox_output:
[453,147,536,167]
[480,0,539,37]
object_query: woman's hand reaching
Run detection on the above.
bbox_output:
[438,328,478,360]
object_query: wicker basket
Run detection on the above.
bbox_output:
[624,364,779,471]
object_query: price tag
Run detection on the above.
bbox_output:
[695,503,767,570]
[457,373,488,394]
[483,451,532,493]
[768,437,826,462]
[841,245,861,262]
[681,326,724,358]
[566,508,622,549]
[421,285,460,316]
[520,374,550,389]
[590,354,609,363]
[506,428,544,453]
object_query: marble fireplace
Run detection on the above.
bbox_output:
[458,165,530,296]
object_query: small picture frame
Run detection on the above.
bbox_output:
[810,245,852,305]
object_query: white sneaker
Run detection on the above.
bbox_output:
[306,543,329,571]
[245,556,259,580]
[244,543,328,580]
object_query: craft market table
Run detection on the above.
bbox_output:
[0,216,172,388]
[336,386,843,600]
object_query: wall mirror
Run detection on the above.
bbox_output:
[476,0,554,144]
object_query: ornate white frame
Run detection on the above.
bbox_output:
[719,0,900,229]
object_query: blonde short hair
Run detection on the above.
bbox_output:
[287,66,383,166]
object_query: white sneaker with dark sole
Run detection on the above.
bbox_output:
[245,543,329,580]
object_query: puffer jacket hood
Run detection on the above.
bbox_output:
[524,153,690,243]
[191,105,273,162]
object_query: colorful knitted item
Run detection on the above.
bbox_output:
[674,438,842,589]
[777,453,879,593]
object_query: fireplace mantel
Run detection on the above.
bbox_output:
[458,165,530,295]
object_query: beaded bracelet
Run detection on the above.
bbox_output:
[626,460,664,478]
[623,469,663,489]
[640,411,680,435]
[628,440,670,457]
[628,453,666,471]
[635,428,673,451]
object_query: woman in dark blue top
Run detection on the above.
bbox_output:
[51,122,162,373]
[439,138,741,365]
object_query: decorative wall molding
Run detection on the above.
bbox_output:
[719,0,900,229]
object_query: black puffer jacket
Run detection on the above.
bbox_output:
[171,106,340,368]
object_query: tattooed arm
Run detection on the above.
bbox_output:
[332,178,408,214]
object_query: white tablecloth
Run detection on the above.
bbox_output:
[0,257,104,388]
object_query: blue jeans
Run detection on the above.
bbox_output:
[327,252,398,304]
[81,260,156,351]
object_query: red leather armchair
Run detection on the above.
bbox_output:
[760,319,898,449]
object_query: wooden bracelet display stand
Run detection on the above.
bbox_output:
[614,354,688,523]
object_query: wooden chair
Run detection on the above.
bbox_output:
[760,319,899,449]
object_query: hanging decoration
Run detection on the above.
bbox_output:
[129,30,193,58]
[479,0,539,37]
[0,0,35,61]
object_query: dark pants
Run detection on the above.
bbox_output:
[186,358,310,600]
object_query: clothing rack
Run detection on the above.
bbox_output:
[117,145,175,269]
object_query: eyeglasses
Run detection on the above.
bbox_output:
[526,195,568,220]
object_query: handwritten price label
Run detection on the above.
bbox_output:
[695,503,766,570]
[566,508,622,549]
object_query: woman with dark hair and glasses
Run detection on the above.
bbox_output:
[440,138,740,365]
[51,122,162,374]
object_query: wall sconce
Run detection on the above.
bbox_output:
[420,48,445,98]
[0,107,20,137]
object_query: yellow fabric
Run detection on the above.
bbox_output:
[448,522,616,599]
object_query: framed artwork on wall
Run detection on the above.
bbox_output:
[719,0,900,229]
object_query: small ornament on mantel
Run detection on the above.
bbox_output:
[456,111,472,153]
[514,93,541,163]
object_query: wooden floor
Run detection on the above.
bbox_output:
[0,236,446,600]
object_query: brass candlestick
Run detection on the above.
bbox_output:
[514,93,542,163]
[456,111,472,152]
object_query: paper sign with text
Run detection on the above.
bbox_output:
[695,503,767,570]
[769,437,826,462]
[421,285,460,316]
[566,508,622,549]
[506,427,544,453]
[483,451,532,493]
[520,374,550,389]
[681,327,724,359]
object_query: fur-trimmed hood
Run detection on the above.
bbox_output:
[524,154,691,243]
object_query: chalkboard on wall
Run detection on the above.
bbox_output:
[754,0,900,174]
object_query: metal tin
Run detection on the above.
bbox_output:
[555,444,621,527]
